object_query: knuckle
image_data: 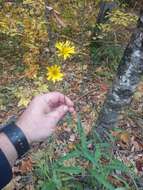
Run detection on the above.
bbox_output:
[53,91,61,96]
[33,94,42,102]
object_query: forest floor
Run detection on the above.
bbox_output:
[0,45,143,189]
[0,2,143,189]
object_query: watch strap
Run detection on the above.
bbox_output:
[2,122,30,158]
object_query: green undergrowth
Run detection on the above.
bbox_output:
[91,40,123,72]
[33,115,139,190]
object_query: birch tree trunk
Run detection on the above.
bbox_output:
[95,10,143,140]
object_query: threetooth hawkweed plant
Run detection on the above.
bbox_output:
[55,40,75,60]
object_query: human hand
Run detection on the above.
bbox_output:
[16,92,75,144]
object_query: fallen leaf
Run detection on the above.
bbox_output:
[69,134,76,142]
[4,180,15,190]
[19,157,33,174]
[135,156,143,172]
[68,143,76,150]
[53,12,67,27]
[131,137,143,152]
[108,175,123,187]
[119,132,130,144]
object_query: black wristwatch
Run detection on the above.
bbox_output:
[1,122,30,158]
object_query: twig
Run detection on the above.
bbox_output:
[74,89,97,102]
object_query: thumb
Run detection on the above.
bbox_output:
[48,105,69,124]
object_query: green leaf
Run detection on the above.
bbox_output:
[56,166,84,175]
[52,170,62,189]
[76,114,87,152]
[91,170,115,190]
[82,149,96,164]
[95,143,111,149]
[76,115,98,164]
[105,159,129,172]
[41,181,57,190]
[94,146,101,163]
[57,150,81,163]
[113,175,129,189]
[92,129,102,143]
[66,112,73,127]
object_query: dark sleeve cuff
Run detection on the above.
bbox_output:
[0,149,12,189]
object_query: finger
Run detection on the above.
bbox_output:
[69,107,75,113]
[42,92,74,107]
[47,105,69,124]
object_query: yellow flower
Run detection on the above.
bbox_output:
[47,65,64,83]
[55,41,75,60]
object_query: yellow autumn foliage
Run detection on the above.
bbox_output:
[108,10,138,27]
[99,10,137,35]
[0,1,48,78]
[13,78,48,107]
